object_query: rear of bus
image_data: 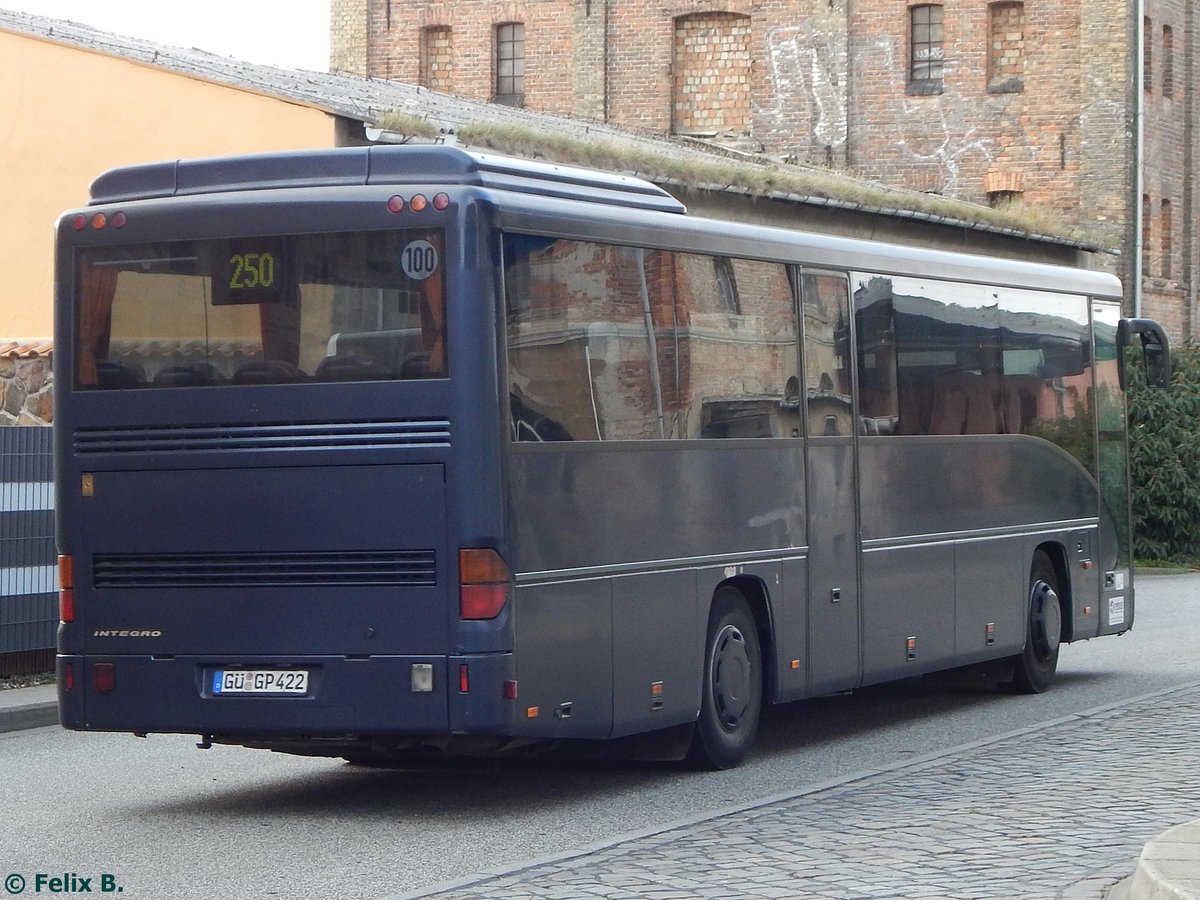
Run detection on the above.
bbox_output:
[54,147,518,757]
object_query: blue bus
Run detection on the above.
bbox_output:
[55,146,1169,769]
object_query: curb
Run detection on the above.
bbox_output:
[0,684,59,734]
[1130,820,1200,900]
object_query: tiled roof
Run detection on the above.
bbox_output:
[0,340,52,358]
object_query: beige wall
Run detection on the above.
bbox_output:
[0,30,339,339]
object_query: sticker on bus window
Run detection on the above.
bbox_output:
[1109,596,1125,627]
[401,239,439,281]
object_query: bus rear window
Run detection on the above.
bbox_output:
[74,229,447,388]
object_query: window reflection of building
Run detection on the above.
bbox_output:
[853,273,1095,472]
[504,236,796,442]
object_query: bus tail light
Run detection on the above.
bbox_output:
[58,555,75,623]
[459,549,510,620]
[92,662,115,693]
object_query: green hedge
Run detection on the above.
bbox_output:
[1128,341,1200,562]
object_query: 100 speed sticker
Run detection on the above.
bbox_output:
[402,240,439,280]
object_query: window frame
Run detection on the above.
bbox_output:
[908,4,945,95]
[494,22,526,107]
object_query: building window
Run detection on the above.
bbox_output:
[420,26,453,94]
[1162,25,1174,97]
[1161,199,1173,280]
[909,5,945,94]
[495,23,525,107]
[988,2,1024,93]
[1143,17,1153,93]
[713,257,742,314]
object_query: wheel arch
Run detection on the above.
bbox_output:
[711,574,777,703]
[1033,540,1072,643]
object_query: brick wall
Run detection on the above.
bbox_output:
[330,0,368,74]
[335,0,1199,341]
[850,2,1098,218]
[1139,0,1194,338]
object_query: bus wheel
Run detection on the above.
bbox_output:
[687,589,762,770]
[1006,550,1062,694]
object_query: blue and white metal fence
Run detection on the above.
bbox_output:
[0,427,55,675]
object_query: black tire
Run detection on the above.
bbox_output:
[686,589,763,770]
[1006,550,1063,694]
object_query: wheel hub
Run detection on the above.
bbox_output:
[712,624,751,730]
[1030,581,1062,657]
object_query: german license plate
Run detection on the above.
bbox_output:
[212,669,308,695]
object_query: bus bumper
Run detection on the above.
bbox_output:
[56,652,516,738]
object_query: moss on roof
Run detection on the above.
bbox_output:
[448,121,1109,252]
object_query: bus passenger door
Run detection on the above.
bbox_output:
[799,270,862,694]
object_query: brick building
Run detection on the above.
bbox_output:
[332,0,1198,340]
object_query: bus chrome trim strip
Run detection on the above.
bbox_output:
[515,547,810,585]
[861,519,1100,553]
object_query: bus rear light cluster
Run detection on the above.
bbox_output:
[459,548,510,620]
[386,192,450,214]
[71,211,126,231]
[58,555,75,623]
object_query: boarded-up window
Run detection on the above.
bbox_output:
[672,13,752,137]
[420,26,453,94]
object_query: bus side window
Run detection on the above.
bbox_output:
[853,276,900,434]
[504,236,602,440]
[803,272,857,436]
[679,256,797,439]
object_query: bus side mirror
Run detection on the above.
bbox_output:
[1118,318,1171,390]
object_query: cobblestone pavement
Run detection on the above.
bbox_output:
[396,682,1200,900]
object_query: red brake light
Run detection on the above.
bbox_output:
[92,662,115,693]
[459,549,510,620]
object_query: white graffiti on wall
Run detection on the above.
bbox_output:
[758,25,847,150]
[866,36,997,192]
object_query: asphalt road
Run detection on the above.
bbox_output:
[1,573,1197,900]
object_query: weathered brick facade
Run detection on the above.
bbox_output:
[333,0,1199,340]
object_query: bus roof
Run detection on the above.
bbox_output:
[82,144,1120,300]
[494,191,1125,299]
[87,145,687,215]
